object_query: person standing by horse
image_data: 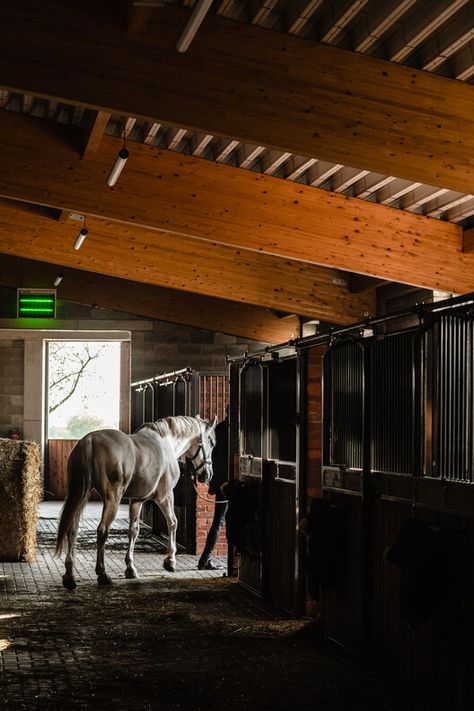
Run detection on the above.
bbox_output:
[197,410,229,570]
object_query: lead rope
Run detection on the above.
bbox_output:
[191,473,229,503]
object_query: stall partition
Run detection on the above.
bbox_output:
[131,368,228,553]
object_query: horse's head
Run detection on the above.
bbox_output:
[186,416,217,483]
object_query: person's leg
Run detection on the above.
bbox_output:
[198,496,228,569]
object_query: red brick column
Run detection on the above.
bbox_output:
[195,482,227,557]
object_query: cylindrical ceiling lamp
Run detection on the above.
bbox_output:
[74,227,88,250]
[107,147,129,187]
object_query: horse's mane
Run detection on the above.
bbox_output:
[143,415,202,438]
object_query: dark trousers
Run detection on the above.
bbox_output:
[198,492,228,564]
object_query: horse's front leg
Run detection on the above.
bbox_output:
[125,499,143,579]
[156,493,177,572]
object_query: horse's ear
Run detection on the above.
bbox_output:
[211,415,218,430]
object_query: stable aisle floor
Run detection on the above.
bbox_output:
[0,503,438,710]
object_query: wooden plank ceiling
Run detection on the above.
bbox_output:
[0,0,473,342]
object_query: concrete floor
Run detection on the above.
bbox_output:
[0,504,440,710]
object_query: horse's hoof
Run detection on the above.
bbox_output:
[97,573,112,585]
[163,559,176,572]
[62,575,77,591]
[125,567,138,579]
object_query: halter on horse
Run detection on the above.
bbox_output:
[55,415,217,590]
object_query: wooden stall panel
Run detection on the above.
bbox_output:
[266,477,296,613]
[237,458,263,597]
[410,509,474,711]
[47,438,99,502]
[322,489,366,657]
[371,496,412,678]
[46,439,77,500]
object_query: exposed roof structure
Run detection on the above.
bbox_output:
[0,0,473,342]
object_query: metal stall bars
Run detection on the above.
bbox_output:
[131,367,228,553]
[228,346,301,614]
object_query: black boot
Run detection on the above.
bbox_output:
[198,558,223,570]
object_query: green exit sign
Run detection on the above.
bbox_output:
[17,288,56,318]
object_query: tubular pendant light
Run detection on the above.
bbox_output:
[176,0,213,52]
[107,118,129,187]
[107,147,129,187]
[54,274,64,286]
[74,226,88,250]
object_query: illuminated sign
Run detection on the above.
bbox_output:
[17,289,56,319]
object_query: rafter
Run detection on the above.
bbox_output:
[352,0,417,53]
[127,0,157,33]
[317,0,369,44]
[0,197,375,324]
[425,192,473,218]
[287,1,325,35]
[1,1,474,193]
[463,227,474,253]
[81,110,111,158]
[0,110,467,295]
[387,0,471,63]
[417,8,474,71]
[452,39,474,80]
[0,254,297,343]
[353,174,395,199]
[332,168,370,194]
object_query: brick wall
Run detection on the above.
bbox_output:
[305,345,325,506]
[303,345,325,617]
[195,483,227,557]
[0,339,24,438]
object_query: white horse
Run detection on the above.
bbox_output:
[55,415,217,590]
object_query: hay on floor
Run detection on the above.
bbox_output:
[0,439,42,561]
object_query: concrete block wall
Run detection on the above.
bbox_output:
[39,297,267,379]
[0,339,24,438]
[129,320,262,382]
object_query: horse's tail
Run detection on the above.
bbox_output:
[54,436,93,557]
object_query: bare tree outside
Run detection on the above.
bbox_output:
[48,342,106,414]
[48,341,121,439]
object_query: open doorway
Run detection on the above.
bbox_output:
[45,340,126,499]
[47,341,121,439]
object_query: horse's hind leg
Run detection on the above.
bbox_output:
[63,515,80,590]
[95,495,120,585]
[125,500,143,579]
[156,494,177,572]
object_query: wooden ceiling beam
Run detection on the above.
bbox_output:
[349,274,387,294]
[0,110,467,295]
[462,227,474,253]
[126,0,157,33]
[0,254,298,343]
[0,198,375,324]
[81,109,111,158]
[1,1,474,193]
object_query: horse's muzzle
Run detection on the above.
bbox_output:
[197,465,213,484]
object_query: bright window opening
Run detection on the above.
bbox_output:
[47,341,121,439]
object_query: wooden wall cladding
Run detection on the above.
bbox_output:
[47,439,99,501]
[321,492,366,656]
[47,439,77,500]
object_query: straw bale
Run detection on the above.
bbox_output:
[0,439,42,561]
